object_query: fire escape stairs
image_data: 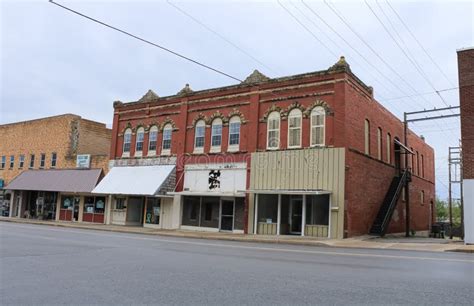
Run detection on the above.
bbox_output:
[369,169,410,237]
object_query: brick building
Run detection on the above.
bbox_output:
[0,114,111,221]
[93,56,435,238]
[457,47,474,244]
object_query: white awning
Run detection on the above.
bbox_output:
[92,165,175,196]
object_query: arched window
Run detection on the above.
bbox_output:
[135,127,145,156]
[210,118,223,152]
[421,154,424,178]
[267,111,280,149]
[377,127,382,160]
[288,108,302,148]
[148,125,158,155]
[194,120,206,153]
[416,151,420,176]
[310,106,325,147]
[386,133,391,163]
[122,128,132,156]
[161,124,172,155]
[364,119,370,155]
[228,116,241,152]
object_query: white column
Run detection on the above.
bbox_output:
[277,194,281,236]
[301,195,306,237]
[105,195,113,225]
[253,194,259,235]
[8,191,15,217]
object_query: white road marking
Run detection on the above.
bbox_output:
[2,222,473,263]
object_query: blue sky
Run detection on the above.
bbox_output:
[1,0,473,199]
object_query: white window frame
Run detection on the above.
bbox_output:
[147,126,158,156]
[228,116,241,152]
[310,106,325,147]
[194,120,206,154]
[51,152,57,168]
[39,153,46,168]
[19,155,25,168]
[135,127,145,157]
[287,108,302,149]
[267,111,280,150]
[161,124,172,156]
[210,118,223,153]
[122,128,132,157]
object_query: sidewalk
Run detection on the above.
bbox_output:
[1,217,473,253]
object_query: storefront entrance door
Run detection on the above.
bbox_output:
[220,199,234,232]
[289,197,303,234]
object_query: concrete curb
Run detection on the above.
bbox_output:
[2,218,473,253]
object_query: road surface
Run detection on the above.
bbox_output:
[1,222,473,305]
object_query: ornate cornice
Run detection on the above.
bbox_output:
[242,69,270,84]
[138,89,159,102]
[177,83,194,96]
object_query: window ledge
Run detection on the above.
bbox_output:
[147,151,157,157]
[227,146,240,153]
[193,148,204,154]
[122,152,130,158]
[134,152,143,158]
[210,147,221,153]
[161,150,171,156]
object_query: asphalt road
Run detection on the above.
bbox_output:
[1,222,473,305]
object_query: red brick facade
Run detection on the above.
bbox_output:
[110,57,435,237]
[458,48,474,179]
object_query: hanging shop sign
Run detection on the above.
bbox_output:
[184,163,246,193]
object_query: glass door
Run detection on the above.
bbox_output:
[220,199,234,232]
[289,197,303,234]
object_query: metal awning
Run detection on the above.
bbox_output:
[243,189,331,195]
[5,169,103,193]
[394,139,415,154]
[92,165,175,196]
[167,191,246,197]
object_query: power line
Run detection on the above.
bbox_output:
[48,0,243,82]
[385,0,456,87]
[277,0,338,58]
[365,0,451,109]
[382,87,458,101]
[166,0,279,75]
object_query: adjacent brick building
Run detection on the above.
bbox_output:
[95,56,435,238]
[0,114,111,218]
[458,47,474,244]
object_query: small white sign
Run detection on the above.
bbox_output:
[76,154,91,168]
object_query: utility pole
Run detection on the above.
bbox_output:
[404,112,410,237]
[448,146,463,239]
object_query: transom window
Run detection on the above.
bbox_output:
[135,127,145,154]
[211,118,223,151]
[267,111,280,149]
[288,108,302,148]
[310,107,325,147]
[228,116,241,151]
[123,128,132,155]
[194,120,206,152]
[148,126,158,153]
[162,124,172,154]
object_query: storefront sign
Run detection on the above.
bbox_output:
[184,163,246,193]
[76,154,91,168]
[96,199,105,209]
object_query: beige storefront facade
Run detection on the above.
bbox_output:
[248,147,345,239]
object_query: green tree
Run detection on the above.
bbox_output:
[435,198,448,222]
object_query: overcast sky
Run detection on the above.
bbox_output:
[1,0,473,199]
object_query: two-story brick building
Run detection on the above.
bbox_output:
[93,57,435,238]
[1,114,111,222]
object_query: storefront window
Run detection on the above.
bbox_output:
[115,197,126,210]
[145,198,161,225]
[61,196,79,210]
[84,196,106,214]
[182,196,201,226]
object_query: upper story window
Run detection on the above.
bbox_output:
[310,106,325,147]
[228,116,241,152]
[51,152,57,168]
[267,111,280,150]
[377,127,382,160]
[9,155,14,169]
[162,124,172,155]
[211,118,223,152]
[148,125,158,155]
[194,120,206,153]
[386,133,391,164]
[364,119,370,155]
[421,154,424,178]
[288,109,302,148]
[135,127,145,156]
[19,155,25,168]
[40,153,46,168]
[1,156,5,169]
[29,154,35,169]
[122,128,132,157]
[416,151,420,176]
